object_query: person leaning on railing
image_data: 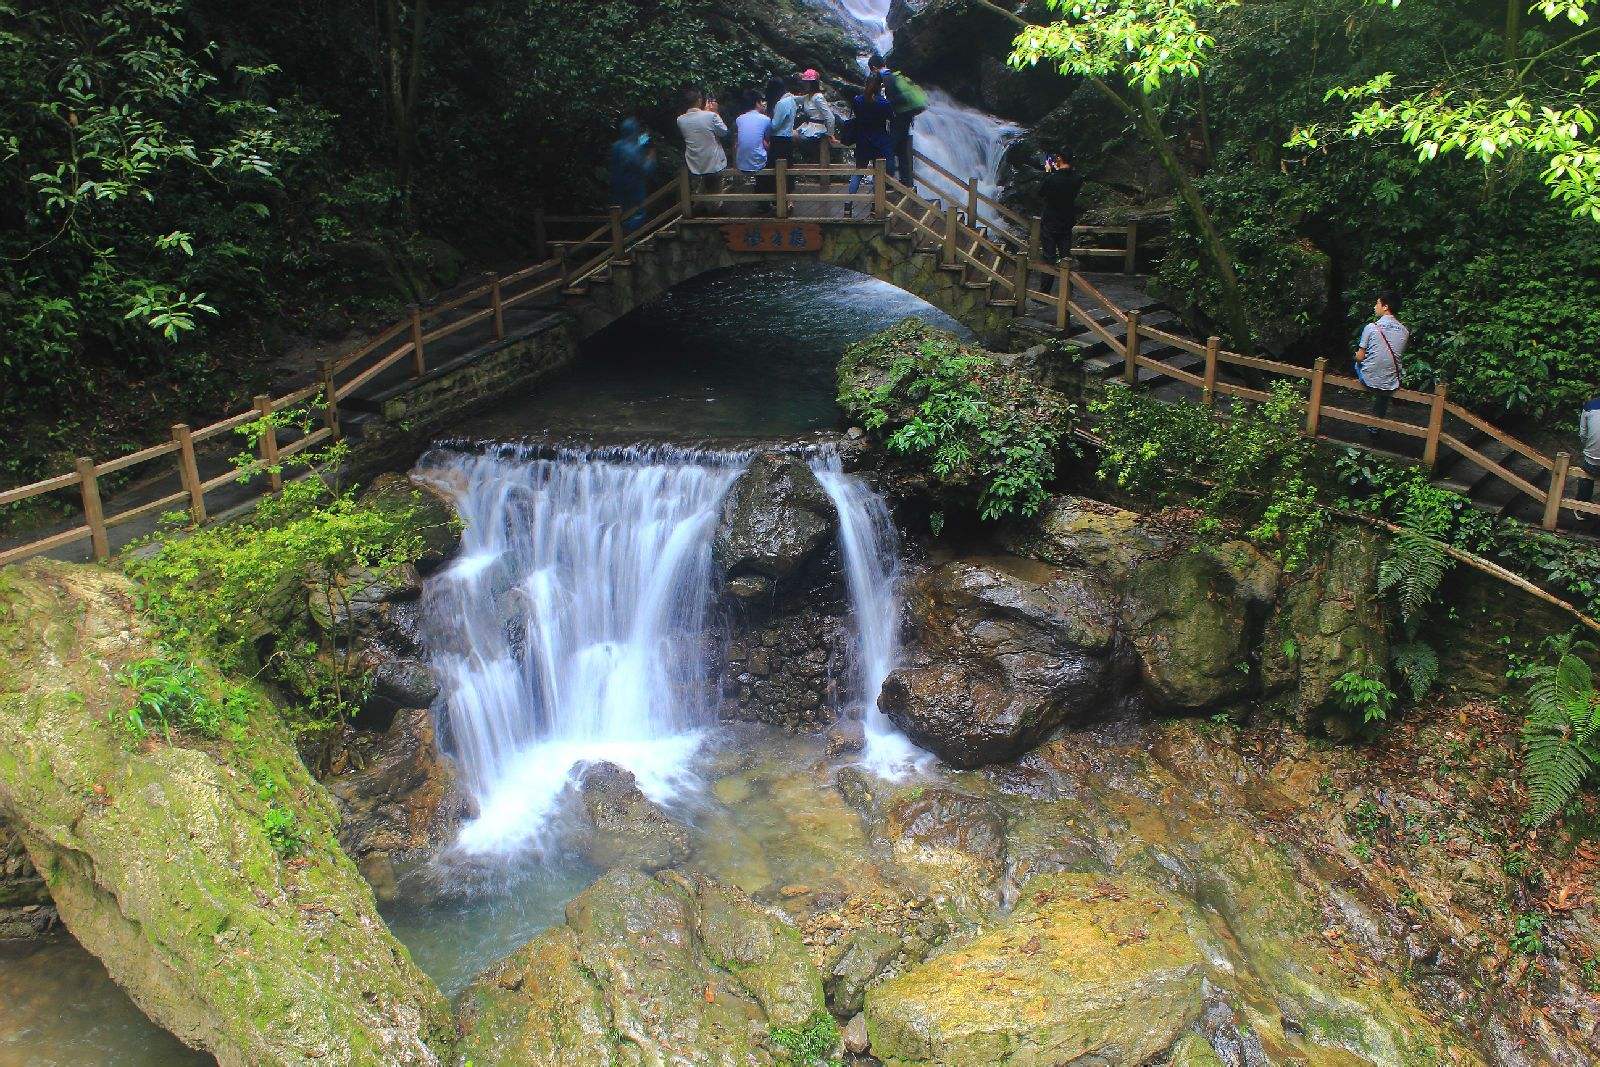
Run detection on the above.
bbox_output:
[1353,291,1409,438]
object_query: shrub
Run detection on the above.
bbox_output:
[769,1011,840,1066]
[1516,635,1600,826]
[837,319,1074,521]
[114,655,251,744]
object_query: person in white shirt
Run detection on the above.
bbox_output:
[734,91,773,210]
[676,88,729,210]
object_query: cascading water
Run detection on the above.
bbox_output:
[415,444,746,854]
[811,454,931,776]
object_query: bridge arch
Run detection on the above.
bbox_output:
[559,219,1018,349]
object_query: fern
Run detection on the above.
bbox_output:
[1521,639,1600,826]
[1390,640,1440,703]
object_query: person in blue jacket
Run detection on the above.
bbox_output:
[609,117,656,233]
[846,74,893,217]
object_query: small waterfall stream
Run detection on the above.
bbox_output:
[415,445,746,854]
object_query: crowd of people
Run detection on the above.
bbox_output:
[608,55,937,227]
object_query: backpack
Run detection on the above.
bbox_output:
[885,72,928,117]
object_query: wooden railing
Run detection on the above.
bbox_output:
[2,155,1589,566]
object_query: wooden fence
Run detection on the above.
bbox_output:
[1,155,1588,567]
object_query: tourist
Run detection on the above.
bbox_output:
[1354,292,1408,435]
[769,76,800,171]
[845,73,893,217]
[1038,150,1084,263]
[878,56,927,183]
[795,69,838,164]
[734,91,773,209]
[1575,393,1600,519]
[608,117,656,233]
[677,87,729,212]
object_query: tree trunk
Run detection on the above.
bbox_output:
[381,0,428,226]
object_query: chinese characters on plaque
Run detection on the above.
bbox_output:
[720,222,824,253]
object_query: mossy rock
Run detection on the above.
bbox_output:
[1169,1033,1226,1066]
[456,868,826,1066]
[359,472,463,573]
[864,872,1205,1065]
[0,561,452,1065]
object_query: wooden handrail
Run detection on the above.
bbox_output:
[3,163,1589,564]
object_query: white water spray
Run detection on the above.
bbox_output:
[811,455,931,777]
[415,445,745,854]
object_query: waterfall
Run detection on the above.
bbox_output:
[415,445,745,854]
[811,455,931,776]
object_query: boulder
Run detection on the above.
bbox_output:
[0,561,452,1065]
[882,787,1007,920]
[864,872,1206,1066]
[825,913,949,1019]
[713,452,837,589]
[1002,496,1281,711]
[324,709,465,898]
[360,472,463,574]
[880,557,1133,766]
[1170,1033,1227,1067]
[307,561,423,640]
[576,762,691,872]
[455,868,826,1066]
[1261,529,1391,737]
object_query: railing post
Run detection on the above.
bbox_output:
[1124,221,1139,274]
[873,159,887,219]
[1028,218,1042,262]
[1012,252,1029,317]
[1202,336,1220,407]
[409,306,426,377]
[1545,452,1572,531]
[966,181,979,227]
[1307,357,1327,437]
[172,424,206,524]
[490,275,505,340]
[776,159,789,219]
[534,208,548,263]
[942,206,959,266]
[679,166,694,220]
[318,360,341,440]
[609,206,625,258]
[1123,309,1142,385]
[76,457,108,561]
[1055,259,1073,331]
[1422,380,1446,471]
[253,395,282,493]
[820,140,832,194]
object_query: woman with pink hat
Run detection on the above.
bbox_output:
[794,68,839,163]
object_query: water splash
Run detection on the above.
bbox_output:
[415,445,746,854]
[810,454,932,777]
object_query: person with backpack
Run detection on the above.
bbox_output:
[875,55,927,183]
[1354,292,1409,436]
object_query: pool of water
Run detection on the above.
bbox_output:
[451,259,969,444]
[0,935,212,1067]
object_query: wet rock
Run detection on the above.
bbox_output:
[844,1012,871,1055]
[999,495,1172,579]
[825,719,866,759]
[455,868,825,1066]
[865,872,1206,1065]
[1,819,54,938]
[0,561,452,1064]
[826,916,948,1019]
[714,452,837,587]
[883,787,1007,920]
[359,471,463,573]
[881,556,1133,766]
[359,647,440,719]
[576,761,691,872]
[323,709,464,894]
[307,561,422,640]
[1261,528,1391,737]
[720,608,847,730]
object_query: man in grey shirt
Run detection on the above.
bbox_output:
[1575,394,1600,516]
[1354,291,1409,434]
[677,88,728,210]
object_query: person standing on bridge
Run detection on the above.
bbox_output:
[609,117,656,233]
[734,91,773,210]
[1573,393,1600,518]
[767,76,798,170]
[795,69,839,164]
[1038,150,1084,264]
[845,73,893,218]
[677,88,729,213]
[874,54,927,184]
[1354,292,1409,436]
